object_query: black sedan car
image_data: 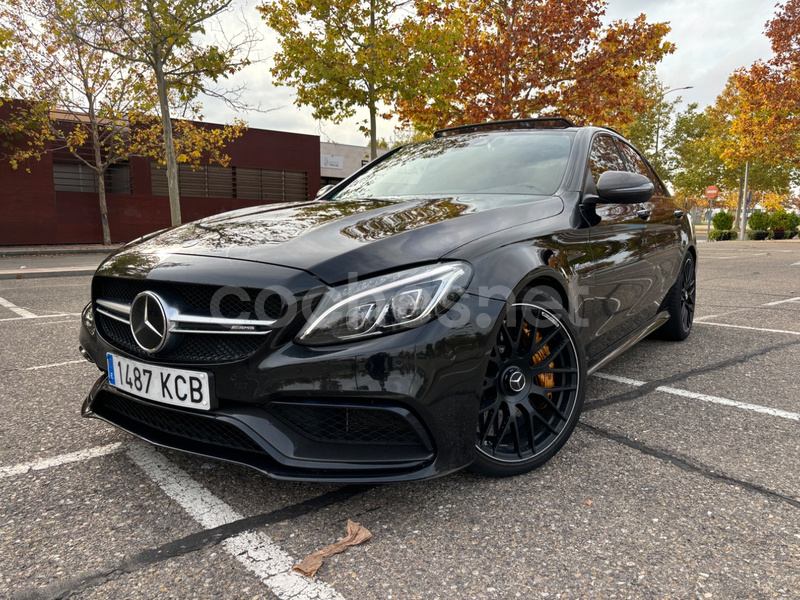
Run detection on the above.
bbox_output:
[79,118,696,482]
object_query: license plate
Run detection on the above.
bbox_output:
[106,353,214,410]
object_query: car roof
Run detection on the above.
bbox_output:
[434,118,576,138]
[433,118,625,139]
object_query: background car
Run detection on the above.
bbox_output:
[79,118,696,482]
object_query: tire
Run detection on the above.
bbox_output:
[654,255,696,341]
[470,293,587,477]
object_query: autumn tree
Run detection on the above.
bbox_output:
[665,99,793,214]
[724,0,800,169]
[0,0,163,244]
[76,0,257,226]
[397,0,673,132]
[259,0,462,159]
[618,67,687,179]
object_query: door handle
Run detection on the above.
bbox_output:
[674,209,685,219]
[637,209,651,220]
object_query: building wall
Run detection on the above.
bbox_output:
[0,120,320,246]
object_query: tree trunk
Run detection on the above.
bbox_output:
[154,54,181,226]
[369,93,377,161]
[368,0,377,161]
[96,170,111,245]
[87,98,111,244]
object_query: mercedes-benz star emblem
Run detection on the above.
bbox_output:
[130,291,169,353]
[506,369,527,394]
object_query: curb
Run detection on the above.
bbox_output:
[0,247,120,258]
[0,267,96,280]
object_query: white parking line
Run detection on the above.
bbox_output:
[695,322,800,336]
[593,373,800,421]
[0,312,80,322]
[0,442,124,479]
[18,359,87,371]
[762,297,800,306]
[0,296,36,318]
[127,442,346,600]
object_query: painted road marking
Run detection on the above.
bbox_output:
[763,297,800,306]
[593,373,800,422]
[695,322,800,336]
[694,296,800,324]
[0,296,36,318]
[0,312,80,322]
[127,442,346,600]
[17,359,87,371]
[0,442,124,479]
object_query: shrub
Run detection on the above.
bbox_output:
[746,211,770,231]
[708,229,738,241]
[712,210,734,231]
[746,230,769,240]
[787,212,800,238]
[770,209,793,232]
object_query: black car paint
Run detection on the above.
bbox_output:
[79,125,695,482]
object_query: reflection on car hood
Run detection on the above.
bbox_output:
[117,196,564,284]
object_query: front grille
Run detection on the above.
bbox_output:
[93,276,287,364]
[97,277,287,320]
[95,393,265,453]
[269,403,428,446]
[96,312,265,363]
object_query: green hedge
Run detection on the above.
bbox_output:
[708,229,738,241]
[746,230,769,240]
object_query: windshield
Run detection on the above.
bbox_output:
[335,131,574,200]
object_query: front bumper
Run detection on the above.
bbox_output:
[80,293,503,482]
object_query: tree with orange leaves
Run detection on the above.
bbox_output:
[723,0,800,168]
[398,0,674,132]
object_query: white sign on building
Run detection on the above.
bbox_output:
[321,155,344,170]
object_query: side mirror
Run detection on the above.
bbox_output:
[591,171,654,204]
[315,184,335,199]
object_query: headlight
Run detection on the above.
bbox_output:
[297,262,473,346]
[81,302,96,336]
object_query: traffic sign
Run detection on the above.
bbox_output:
[706,185,719,198]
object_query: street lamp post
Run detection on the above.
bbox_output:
[654,86,694,159]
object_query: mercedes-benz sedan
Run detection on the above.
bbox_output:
[79,118,696,482]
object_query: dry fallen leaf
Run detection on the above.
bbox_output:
[292,520,373,578]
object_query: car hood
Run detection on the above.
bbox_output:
[115,196,564,284]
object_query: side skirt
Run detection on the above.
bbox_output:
[587,311,670,375]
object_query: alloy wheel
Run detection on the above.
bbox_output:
[476,303,581,463]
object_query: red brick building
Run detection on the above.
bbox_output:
[0,111,321,246]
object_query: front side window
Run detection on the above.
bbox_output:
[588,135,626,185]
[335,131,574,200]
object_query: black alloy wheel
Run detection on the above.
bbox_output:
[471,298,586,477]
[655,255,696,341]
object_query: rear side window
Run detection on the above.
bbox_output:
[617,141,668,196]
[617,142,650,177]
[588,135,626,185]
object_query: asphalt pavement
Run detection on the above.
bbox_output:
[0,241,799,599]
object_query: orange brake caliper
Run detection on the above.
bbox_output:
[531,331,555,401]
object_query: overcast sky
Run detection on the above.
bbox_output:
[202,0,779,147]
